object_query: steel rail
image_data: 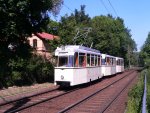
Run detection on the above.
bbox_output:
[2,70,134,113]
[3,87,79,113]
[100,71,137,113]
[0,86,59,106]
[58,70,135,113]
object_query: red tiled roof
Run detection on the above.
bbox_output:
[35,32,58,40]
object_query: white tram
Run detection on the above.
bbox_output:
[101,54,116,76]
[116,57,124,73]
[54,45,103,86]
[54,45,124,86]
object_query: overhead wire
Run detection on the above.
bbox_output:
[107,0,118,17]
[100,0,110,14]
[63,3,74,13]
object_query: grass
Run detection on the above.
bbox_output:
[147,68,150,113]
[126,70,144,113]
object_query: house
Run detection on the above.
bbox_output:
[28,32,59,59]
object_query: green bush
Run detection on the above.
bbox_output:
[0,54,54,88]
[26,55,54,83]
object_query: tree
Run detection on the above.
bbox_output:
[54,6,137,67]
[0,0,63,60]
[90,15,137,67]
[140,32,150,67]
[58,5,91,45]
[47,19,59,35]
[0,0,63,87]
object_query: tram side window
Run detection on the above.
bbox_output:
[68,56,74,67]
[58,56,68,67]
[79,53,86,67]
[91,54,95,66]
[87,54,90,66]
[113,58,116,66]
[110,58,112,65]
[95,55,98,66]
[106,57,110,66]
[119,59,121,66]
[117,60,120,65]
[98,56,101,66]
[101,59,105,65]
[74,52,78,67]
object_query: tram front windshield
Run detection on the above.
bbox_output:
[58,56,74,67]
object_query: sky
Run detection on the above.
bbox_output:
[51,0,150,51]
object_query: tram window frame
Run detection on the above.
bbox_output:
[101,58,105,65]
[117,59,119,65]
[87,54,91,66]
[74,52,79,67]
[106,57,110,66]
[95,55,98,66]
[113,58,116,66]
[111,58,113,66]
[68,55,74,67]
[79,53,86,67]
[91,54,95,66]
[119,59,121,66]
[108,57,112,66]
[98,56,101,66]
[58,56,68,67]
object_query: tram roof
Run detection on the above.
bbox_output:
[116,57,124,60]
[101,54,116,58]
[55,45,101,55]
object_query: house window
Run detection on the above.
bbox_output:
[33,39,37,48]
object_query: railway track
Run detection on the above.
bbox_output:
[59,70,137,113]
[0,70,136,113]
[0,86,80,113]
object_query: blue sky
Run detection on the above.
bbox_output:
[51,0,150,51]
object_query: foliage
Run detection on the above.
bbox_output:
[56,6,137,67]
[140,32,150,67]
[58,5,91,45]
[0,0,63,58]
[126,71,144,113]
[0,55,54,88]
[47,19,59,35]
[48,38,61,53]
[0,0,63,87]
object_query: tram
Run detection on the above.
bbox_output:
[54,45,124,86]
[116,57,124,73]
[101,54,116,76]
